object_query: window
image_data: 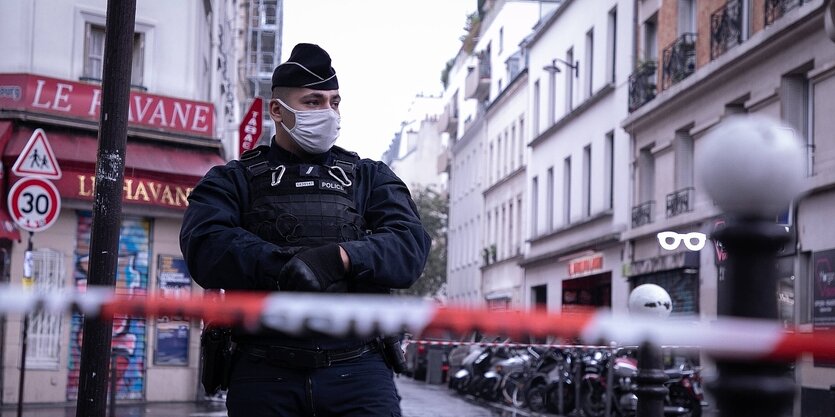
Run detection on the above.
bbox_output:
[26,249,65,369]
[674,129,694,190]
[638,145,655,204]
[533,80,541,136]
[84,24,144,86]
[644,14,658,62]
[583,145,592,217]
[508,201,514,256]
[499,27,504,53]
[497,136,503,180]
[585,29,594,98]
[532,284,548,310]
[489,142,495,184]
[510,124,517,171]
[547,167,555,231]
[678,0,696,35]
[781,70,812,176]
[607,7,617,83]
[519,117,525,166]
[565,48,575,111]
[504,130,510,176]
[604,131,614,209]
[548,65,557,125]
[531,176,539,237]
[516,196,523,254]
[563,157,572,224]
[500,205,507,259]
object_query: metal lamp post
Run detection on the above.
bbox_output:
[698,115,805,417]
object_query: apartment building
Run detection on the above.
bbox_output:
[0,0,245,405]
[443,0,558,306]
[622,0,835,411]
[522,0,634,314]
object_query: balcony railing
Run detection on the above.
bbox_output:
[710,0,743,60]
[666,187,695,218]
[765,0,803,26]
[631,201,655,228]
[628,61,657,112]
[661,33,697,90]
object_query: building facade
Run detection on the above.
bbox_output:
[0,0,239,405]
[443,0,558,306]
[522,0,633,314]
[623,0,835,411]
[386,94,447,192]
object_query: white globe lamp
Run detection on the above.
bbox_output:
[697,115,804,219]
[628,284,673,319]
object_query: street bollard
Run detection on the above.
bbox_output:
[635,341,666,417]
[698,115,803,417]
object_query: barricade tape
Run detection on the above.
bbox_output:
[405,340,700,351]
[1,284,834,361]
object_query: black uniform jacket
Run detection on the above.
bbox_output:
[180,139,431,293]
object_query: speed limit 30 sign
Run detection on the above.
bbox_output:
[7,177,61,232]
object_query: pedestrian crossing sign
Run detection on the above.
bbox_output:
[11,128,62,179]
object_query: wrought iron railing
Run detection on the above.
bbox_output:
[666,187,695,218]
[765,0,803,26]
[628,61,657,112]
[710,0,743,60]
[661,33,697,90]
[631,201,655,228]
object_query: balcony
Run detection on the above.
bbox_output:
[661,33,697,90]
[666,187,695,218]
[765,0,803,26]
[437,102,459,136]
[436,149,450,175]
[628,61,657,112]
[631,201,655,228]
[710,0,743,60]
[465,55,491,100]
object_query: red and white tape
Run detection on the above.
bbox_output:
[1,284,833,361]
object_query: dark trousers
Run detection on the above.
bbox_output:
[226,349,401,417]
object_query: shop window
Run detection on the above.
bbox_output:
[26,249,65,369]
[631,269,700,315]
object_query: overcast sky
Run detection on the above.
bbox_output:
[281,0,477,159]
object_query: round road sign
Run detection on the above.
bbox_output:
[7,177,61,232]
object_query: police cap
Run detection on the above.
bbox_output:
[271,43,339,91]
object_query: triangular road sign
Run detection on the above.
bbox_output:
[12,128,62,179]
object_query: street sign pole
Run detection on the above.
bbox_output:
[75,0,136,416]
[16,232,33,417]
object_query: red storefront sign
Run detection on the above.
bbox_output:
[567,253,604,277]
[239,97,263,156]
[0,73,215,137]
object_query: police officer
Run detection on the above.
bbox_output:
[180,43,431,416]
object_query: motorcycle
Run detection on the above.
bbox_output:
[664,363,705,417]
[524,348,577,414]
[580,348,639,417]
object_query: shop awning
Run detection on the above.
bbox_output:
[0,121,21,241]
[2,125,226,211]
[3,126,225,182]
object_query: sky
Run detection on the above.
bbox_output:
[281,0,477,160]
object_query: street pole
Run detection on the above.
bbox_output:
[697,115,803,417]
[74,1,135,416]
[16,232,33,417]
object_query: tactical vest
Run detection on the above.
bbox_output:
[240,145,366,249]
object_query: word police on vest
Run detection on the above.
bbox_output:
[319,180,346,193]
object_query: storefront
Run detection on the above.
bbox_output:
[0,73,225,404]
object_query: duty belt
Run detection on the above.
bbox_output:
[237,342,378,369]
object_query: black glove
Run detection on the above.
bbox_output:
[276,244,347,292]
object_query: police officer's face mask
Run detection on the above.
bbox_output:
[276,98,340,154]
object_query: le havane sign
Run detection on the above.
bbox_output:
[0,73,214,137]
[74,175,193,209]
[567,254,604,277]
